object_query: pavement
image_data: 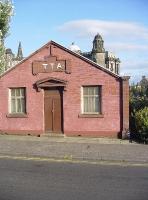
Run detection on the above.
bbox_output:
[0,134,148,164]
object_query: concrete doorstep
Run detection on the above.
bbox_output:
[0,134,148,165]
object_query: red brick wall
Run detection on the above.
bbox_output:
[0,43,123,137]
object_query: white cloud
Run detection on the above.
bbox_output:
[121,60,148,72]
[107,42,148,52]
[56,19,148,53]
[57,19,148,40]
[56,19,148,82]
[121,60,148,82]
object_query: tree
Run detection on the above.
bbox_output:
[0,0,14,73]
[130,79,148,142]
[135,107,148,142]
[0,38,5,74]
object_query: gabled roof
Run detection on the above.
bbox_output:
[0,40,121,79]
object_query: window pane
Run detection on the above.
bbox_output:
[88,87,94,95]
[21,98,25,113]
[11,99,16,113]
[16,89,20,97]
[83,87,88,95]
[88,96,93,112]
[83,86,101,114]
[84,97,88,112]
[20,89,25,96]
[10,88,26,114]
[90,98,93,112]
[17,99,21,112]
[95,97,99,112]
[94,87,99,95]
[11,89,15,97]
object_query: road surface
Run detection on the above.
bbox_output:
[0,158,148,200]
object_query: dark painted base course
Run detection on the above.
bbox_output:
[0,130,120,138]
[0,130,42,137]
[65,131,120,138]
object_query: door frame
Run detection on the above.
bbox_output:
[34,77,67,134]
[44,87,63,133]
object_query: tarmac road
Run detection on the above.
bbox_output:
[0,157,148,200]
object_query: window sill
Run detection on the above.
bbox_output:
[6,113,28,118]
[78,114,104,118]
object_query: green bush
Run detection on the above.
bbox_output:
[129,81,148,143]
[135,107,148,139]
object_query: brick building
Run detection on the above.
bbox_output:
[0,39,130,138]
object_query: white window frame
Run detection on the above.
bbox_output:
[81,86,101,114]
[9,88,26,114]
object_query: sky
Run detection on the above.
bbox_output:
[5,0,148,83]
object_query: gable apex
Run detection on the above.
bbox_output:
[1,40,120,79]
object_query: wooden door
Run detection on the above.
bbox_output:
[44,88,62,133]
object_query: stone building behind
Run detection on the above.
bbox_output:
[69,33,120,75]
[5,42,24,70]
